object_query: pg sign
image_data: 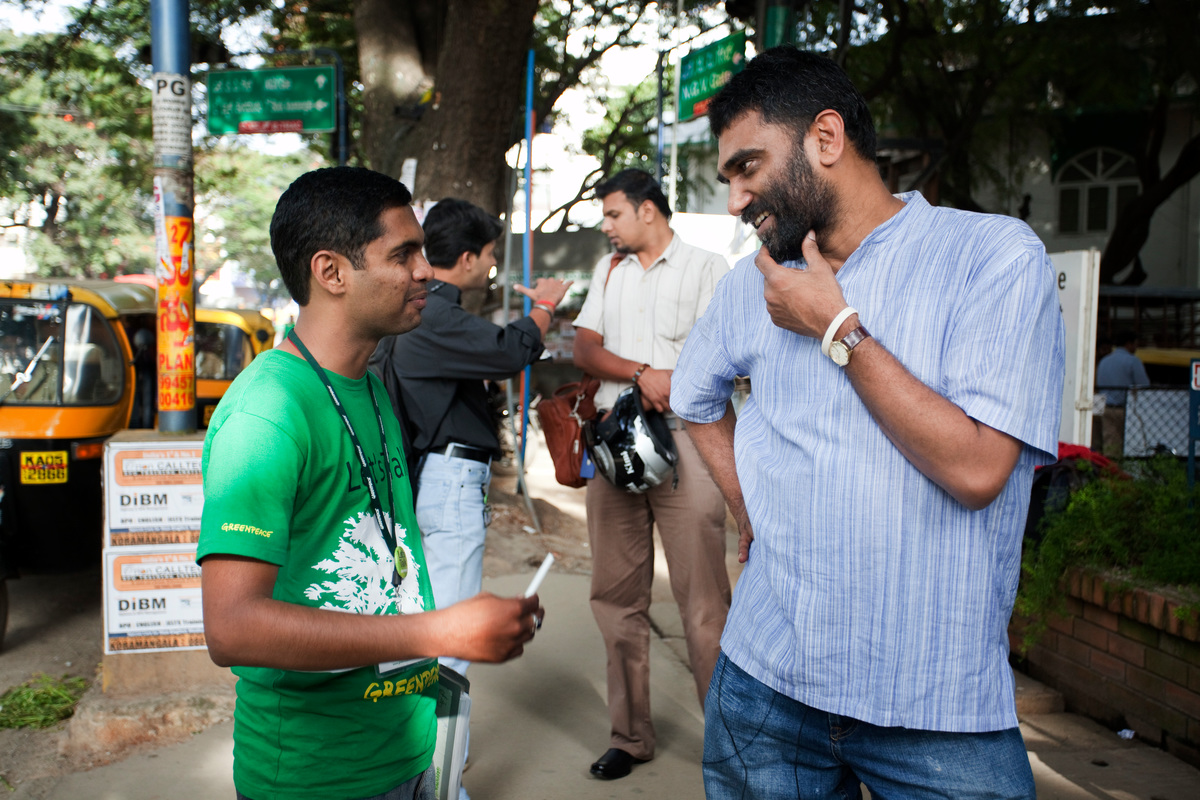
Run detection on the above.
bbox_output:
[152,72,192,161]
[679,31,746,121]
[208,65,337,135]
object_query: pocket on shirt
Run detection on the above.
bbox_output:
[654,284,699,344]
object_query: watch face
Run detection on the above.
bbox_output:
[830,340,850,366]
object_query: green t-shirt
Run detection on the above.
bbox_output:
[198,350,438,800]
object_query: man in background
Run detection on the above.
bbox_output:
[1096,330,1150,458]
[573,168,732,781]
[371,197,568,684]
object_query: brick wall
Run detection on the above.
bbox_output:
[1011,571,1200,768]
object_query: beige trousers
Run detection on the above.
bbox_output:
[586,428,731,760]
[1101,405,1126,458]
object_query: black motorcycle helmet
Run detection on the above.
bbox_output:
[585,387,678,493]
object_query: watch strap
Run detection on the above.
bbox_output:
[830,324,872,366]
[841,325,871,352]
[821,307,858,356]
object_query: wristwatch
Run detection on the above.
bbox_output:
[828,325,871,367]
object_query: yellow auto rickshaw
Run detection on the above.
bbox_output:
[194,307,274,427]
[1,281,152,595]
[0,278,271,644]
[1135,347,1200,386]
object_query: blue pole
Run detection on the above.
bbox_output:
[150,0,189,92]
[151,0,197,433]
[521,49,534,462]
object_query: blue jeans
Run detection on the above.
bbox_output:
[416,450,491,678]
[703,652,1036,800]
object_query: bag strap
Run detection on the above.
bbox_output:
[573,253,624,407]
[570,381,591,424]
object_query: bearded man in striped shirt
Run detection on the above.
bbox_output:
[672,48,1064,800]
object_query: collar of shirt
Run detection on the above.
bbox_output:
[774,192,928,274]
[614,231,684,273]
[427,280,460,305]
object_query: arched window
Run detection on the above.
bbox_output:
[1057,147,1140,235]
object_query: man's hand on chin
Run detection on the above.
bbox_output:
[755,233,849,339]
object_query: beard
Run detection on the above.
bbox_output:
[742,143,836,263]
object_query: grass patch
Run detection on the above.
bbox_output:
[0,673,90,729]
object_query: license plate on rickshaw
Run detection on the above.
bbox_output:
[20,451,68,484]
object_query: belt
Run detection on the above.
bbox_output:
[430,442,492,464]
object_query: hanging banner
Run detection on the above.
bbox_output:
[154,177,196,414]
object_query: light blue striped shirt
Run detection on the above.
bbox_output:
[672,193,1065,732]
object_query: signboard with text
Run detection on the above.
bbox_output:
[1051,250,1101,446]
[104,440,204,547]
[208,65,337,135]
[679,31,746,121]
[104,549,206,654]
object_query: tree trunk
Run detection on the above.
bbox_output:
[354,0,443,178]
[354,0,539,214]
[1100,131,1200,284]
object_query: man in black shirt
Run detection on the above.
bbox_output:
[371,199,569,687]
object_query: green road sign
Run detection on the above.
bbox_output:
[207,66,336,135]
[679,31,746,121]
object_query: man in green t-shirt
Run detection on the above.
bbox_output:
[198,167,543,800]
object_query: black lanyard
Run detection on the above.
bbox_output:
[288,330,405,586]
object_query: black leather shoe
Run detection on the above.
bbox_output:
[590,748,647,780]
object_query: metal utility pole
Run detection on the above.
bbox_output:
[150,0,197,433]
[655,50,666,184]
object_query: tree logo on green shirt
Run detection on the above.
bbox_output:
[303,512,425,615]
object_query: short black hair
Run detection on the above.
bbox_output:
[422,198,503,268]
[594,169,672,220]
[270,166,413,305]
[708,47,877,162]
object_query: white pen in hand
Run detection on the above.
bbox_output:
[524,553,555,631]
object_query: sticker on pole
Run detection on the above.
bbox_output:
[153,177,196,415]
[152,72,192,160]
[1192,359,1200,392]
